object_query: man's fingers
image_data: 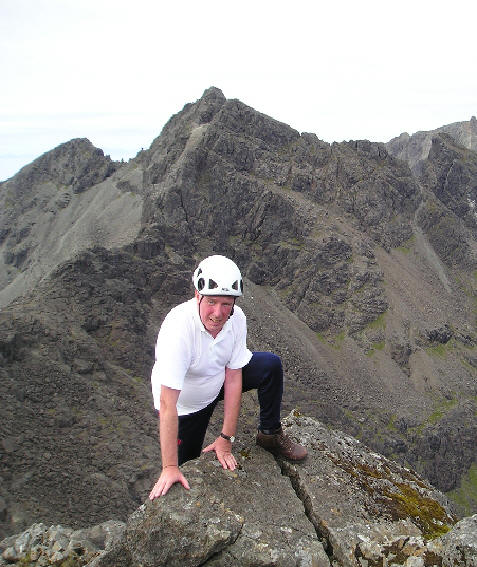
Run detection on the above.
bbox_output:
[202,442,238,471]
[217,453,227,469]
[150,478,171,499]
[217,451,237,471]
[149,481,165,500]
[149,471,190,500]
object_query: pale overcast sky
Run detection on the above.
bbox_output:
[1,0,476,181]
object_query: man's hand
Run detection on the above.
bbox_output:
[149,466,190,500]
[203,436,237,470]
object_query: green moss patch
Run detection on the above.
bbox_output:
[316,332,326,343]
[409,397,457,434]
[382,483,453,540]
[396,235,416,254]
[426,343,449,358]
[331,331,345,350]
[366,340,385,357]
[326,453,456,540]
[429,398,457,424]
[366,312,387,331]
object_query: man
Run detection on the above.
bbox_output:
[149,255,307,499]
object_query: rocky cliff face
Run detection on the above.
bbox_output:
[1,88,477,540]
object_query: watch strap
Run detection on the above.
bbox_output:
[220,432,235,442]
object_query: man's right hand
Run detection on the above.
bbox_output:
[149,466,190,499]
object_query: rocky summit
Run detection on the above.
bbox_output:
[1,87,477,558]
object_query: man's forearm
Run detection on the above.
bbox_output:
[159,407,179,467]
[222,369,242,436]
[150,400,189,499]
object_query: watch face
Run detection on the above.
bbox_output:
[230,436,235,443]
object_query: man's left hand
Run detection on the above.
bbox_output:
[203,436,237,470]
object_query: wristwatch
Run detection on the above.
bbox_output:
[220,432,235,443]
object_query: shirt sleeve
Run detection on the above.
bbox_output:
[227,307,253,370]
[150,309,193,410]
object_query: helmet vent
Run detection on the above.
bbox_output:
[193,255,243,297]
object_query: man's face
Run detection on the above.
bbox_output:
[195,291,235,336]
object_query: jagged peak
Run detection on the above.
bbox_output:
[200,85,226,103]
[2,136,117,198]
[30,138,105,165]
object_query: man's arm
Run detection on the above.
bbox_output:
[203,367,242,470]
[149,385,190,499]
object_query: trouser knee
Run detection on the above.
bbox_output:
[242,351,283,431]
[266,353,283,379]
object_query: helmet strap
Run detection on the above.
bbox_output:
[230,297,236,318]
[198,294,204,325]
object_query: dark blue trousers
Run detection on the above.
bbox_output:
[176,351,283,465]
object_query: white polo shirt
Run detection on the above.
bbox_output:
[150,298,253,415]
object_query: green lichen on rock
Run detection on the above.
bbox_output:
[322,448,455,540]
[382,483,453,540]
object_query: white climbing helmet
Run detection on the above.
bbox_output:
[193,255,243,297]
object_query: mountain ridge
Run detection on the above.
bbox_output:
[1,88,477,540]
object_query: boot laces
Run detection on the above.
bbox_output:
[277,431,295,451]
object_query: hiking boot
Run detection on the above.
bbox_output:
[256,427,307,461]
